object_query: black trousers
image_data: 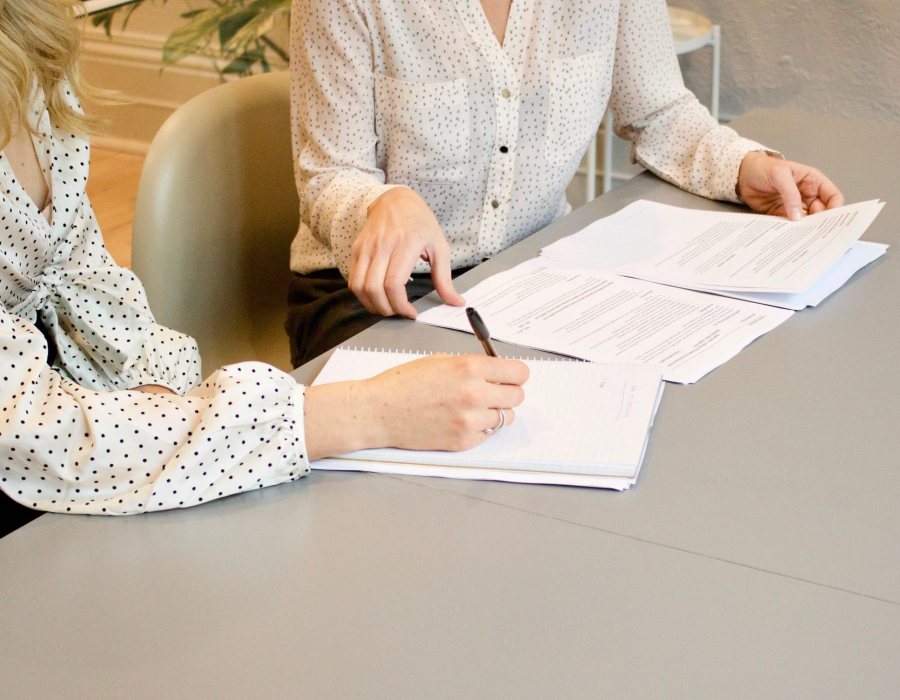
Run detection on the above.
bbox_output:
[285,267,472,368]
[0,491,41,539]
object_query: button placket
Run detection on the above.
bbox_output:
[485,0,534,259]
[453,0,532,260]
[480,56,521,258]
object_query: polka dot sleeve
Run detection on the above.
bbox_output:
[290,0,406,278]
[610,0,781,203]
[0,309,310,516]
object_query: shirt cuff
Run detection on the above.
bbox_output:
[714,138,783,204]
[291,380,312,476]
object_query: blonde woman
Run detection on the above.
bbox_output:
[0,0,528,536]
[288,0,845,365]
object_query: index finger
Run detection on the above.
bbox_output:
[798,169,844,210]
[817,176,845,210]
[384,245,423,318]
[466,355,530,386]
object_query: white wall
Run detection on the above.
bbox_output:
[676,0,900,123]
[570,0,900,206]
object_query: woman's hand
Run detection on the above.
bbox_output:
[349,187,465,319]
[304,354,529,460]
[737,151,845,221]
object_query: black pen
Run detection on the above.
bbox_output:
[466,307,498,357]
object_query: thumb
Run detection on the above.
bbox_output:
[771,165,805,221]
[429,239,465,306]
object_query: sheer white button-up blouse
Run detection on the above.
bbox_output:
[290,0,775,278]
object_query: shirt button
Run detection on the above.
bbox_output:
[491,199,500,209]
[501,88,511,99]
[499,146,509,154]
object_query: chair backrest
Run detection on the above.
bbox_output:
[131,71,298,374]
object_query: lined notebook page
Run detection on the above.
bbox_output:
[311,349,664,481]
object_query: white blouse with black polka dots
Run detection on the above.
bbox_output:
[0,85,310,516]
[290,0,777,278]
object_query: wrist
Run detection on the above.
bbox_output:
[736,151,768,200]
[304,381,386,460]
[367,185,413,216]
[347,378,392,450]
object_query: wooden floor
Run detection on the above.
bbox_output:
[85,147,144,269]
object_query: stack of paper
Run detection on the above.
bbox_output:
[417,258,793,384]
[541,200,887,310]
[418,200,886,383]
[311,348,665,490]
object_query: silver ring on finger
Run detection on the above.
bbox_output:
[482,408,506,435]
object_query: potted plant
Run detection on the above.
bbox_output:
[93,0,290,77]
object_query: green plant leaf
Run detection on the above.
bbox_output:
[100,0,291,77]
[221,46,266,75]
[220,4,288,57]
[225,15,277,52]
[162,7,231,65]
[91,10,117,36]
[219,8,258,48]
[260,35,288,63]
[120,2,145,31]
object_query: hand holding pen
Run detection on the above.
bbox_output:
[466,307,499,357]
[466,307,520,433]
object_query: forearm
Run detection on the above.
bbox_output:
[291,0,401,274]
[299,172,402,276]
[610,0,776,203]
[303,381,386,461]
[625,95,776,202]
[0,311,309,516]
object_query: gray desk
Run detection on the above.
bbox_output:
[2,110,898,698]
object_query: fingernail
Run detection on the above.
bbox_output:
[789,208,803,221]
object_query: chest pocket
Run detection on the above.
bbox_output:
[374,74,470,183]
[545,43,614,167]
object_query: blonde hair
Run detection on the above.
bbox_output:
[0,0,99,149]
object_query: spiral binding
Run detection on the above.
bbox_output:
[336,346,593,363]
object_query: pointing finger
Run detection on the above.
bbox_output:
[429,239,465,307]
[771,165,805,221]
[384,245,422,318]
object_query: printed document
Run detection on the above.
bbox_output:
[708,241,887,310]
[311,348,665,490]
[541,200,884,293]
[417,258,793,384]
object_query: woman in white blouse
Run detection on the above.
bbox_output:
[288,0,845,364]
[0,0,528,535]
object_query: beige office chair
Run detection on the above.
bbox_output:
[131,71,298,375]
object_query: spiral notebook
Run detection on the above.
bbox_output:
[310,348,665,490]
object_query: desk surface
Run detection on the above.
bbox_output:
[2,109,899,699]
